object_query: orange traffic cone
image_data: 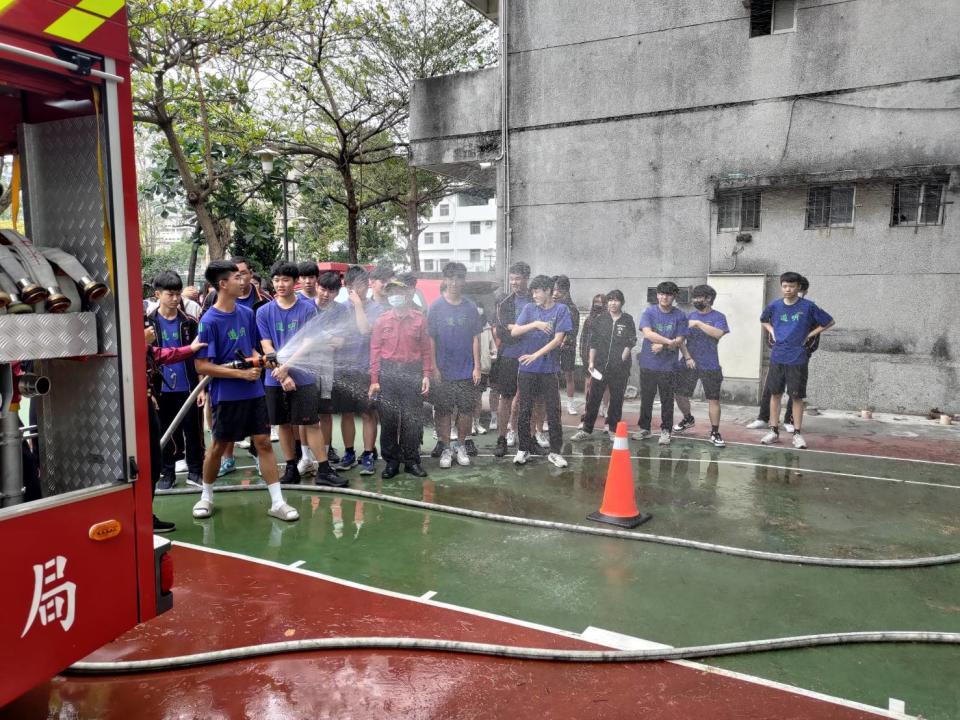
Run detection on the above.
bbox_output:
[587,421,652,528]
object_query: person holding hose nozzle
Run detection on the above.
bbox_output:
[191,260,299,522]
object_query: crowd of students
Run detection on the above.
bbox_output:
[143,256,834,531]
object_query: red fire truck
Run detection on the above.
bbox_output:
[0,1,169,707]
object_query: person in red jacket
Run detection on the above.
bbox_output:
[368,276,433,479]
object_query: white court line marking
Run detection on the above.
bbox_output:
[581,626,914,719]
[169,543,909,720]
[289,560,306,568]
[470,454,960,492]
[420,590,438,600]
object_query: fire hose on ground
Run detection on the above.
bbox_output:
[65,631,960,674]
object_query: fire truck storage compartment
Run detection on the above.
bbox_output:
[1,66,126,504]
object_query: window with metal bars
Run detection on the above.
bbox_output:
[891,182,945,226]
[717,190,762,232]
[805,185,855,228]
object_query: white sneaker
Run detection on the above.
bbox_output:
[536,431,550,448]
[506,429,517,447]
[455,444,470,466]
[632,429,651,441]
[608,429,617,441]
[577,421,584,430]
[746,419,767,430]
[541,420,549,432]
[760,430,780,445]
[450,428,459,441]
[571,429,591,441]
[270,426,280,442]
[297,457,318,475]
[174,459,188,473]
[547,452,568,468]
[659,430,671,446]
[236,438,251,449]
[567,400,578,415]
[783,422,796,433]
[513,450,529,465]
[489,415,498,430]
[439,448,453,468]
[472,420,487,435]
[600,404,608,417]
[792,432,807,449]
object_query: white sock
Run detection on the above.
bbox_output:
[267,482,284,508]
[201,483,214,503]
[303,446,316,462]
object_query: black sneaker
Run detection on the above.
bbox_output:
[281,464,301,485]
[157,474,175,491]
[405,463,428,478]
[316,468,347,487]
[186,472,203,488]
[494,436,508,458]
[527,440,545,456]
[672,416,695,433]
[710,431,726,448]
[381,462,400,479]
[327,446,341,465]
[153,515,176,533]
[464,438,479,456]
[430,441,446,458]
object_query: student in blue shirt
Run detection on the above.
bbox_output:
[636,281,688,445]
[192,260,299,522]
[510,275,573,468]
[760,271,835,449]
[672,284,729,447]
[428,262,483,469]
[146,270,205,489]
[257,261,344,488]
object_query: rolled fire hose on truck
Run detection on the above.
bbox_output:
[0,272,33,314]
[0,244,46,306]
[0,230,70,312]
[159,352,276,450]
[37,246,109,303]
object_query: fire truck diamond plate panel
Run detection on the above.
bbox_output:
[0,314,98,362]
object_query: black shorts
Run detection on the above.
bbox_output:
[265,384,320,426]
[675,368,724,400]
[765,362,809,399]
[331,369,375,414]
[559,347,576,372]
[211,397,272,442]
[432,378,480,415]
[490,356,520,398]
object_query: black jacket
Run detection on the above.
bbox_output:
[589,312,637,375]
[146,307,200,393]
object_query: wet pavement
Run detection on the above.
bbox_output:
[134,402,960,720]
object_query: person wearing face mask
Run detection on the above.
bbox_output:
[672,285,730,447]
[571,289,636,442]
[578,293,609,426]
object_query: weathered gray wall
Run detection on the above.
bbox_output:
[410,0,960,412]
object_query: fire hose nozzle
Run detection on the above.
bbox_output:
[44,288,72,313]
[228,351,278,369]
[79,276,109,302]
[15,279,47,305]
[18,374,50,397]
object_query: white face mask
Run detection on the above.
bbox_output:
[388,295,405,308]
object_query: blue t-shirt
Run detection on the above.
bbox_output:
[515,302,574,374]
[196,304,264,405]
[638,305,689,371]
[502,293,533,359]
[428,296,482,381]
[157,315,189,393]
[685,309,729,371]
[763,297,833,365]
[256,297,317,387]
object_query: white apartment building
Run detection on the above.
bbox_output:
[418,189,496,273]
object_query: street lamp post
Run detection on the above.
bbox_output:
[254,147,301,262]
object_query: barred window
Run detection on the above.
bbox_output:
[470,221,481,235]
[806,185,855,228]
[718,190,762,232]
[891,182,945,226]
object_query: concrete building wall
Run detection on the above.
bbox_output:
[410,0,960,412]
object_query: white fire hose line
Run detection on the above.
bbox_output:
[0,231,68,310]
[0,245,44,303]
[0,272,31,313]
[157,484,960,568]
[37,246,109,301]
[65,631,960,674]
